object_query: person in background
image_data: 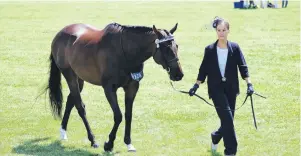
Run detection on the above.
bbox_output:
[274,0,279,8]
[282,0,288,8]
[260,0,267,8]
[189,16,254,156]
[248,0,257,8]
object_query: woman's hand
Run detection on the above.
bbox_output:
[247,83,254,96]
[189,84,199,96]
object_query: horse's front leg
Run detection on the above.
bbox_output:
[123,80,139,152]
[103,85,122,152]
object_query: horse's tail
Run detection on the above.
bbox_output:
[47,54,63,119]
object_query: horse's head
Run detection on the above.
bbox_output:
[152,23,184,81]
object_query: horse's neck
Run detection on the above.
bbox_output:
[123,32,156,66]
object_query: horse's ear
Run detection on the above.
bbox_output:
[153,25,163,39]
[170,23,178,34]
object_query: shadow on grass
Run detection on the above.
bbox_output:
[12,137,119,156]
[207,149,223,156]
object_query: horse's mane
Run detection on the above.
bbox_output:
[106,22,154,35]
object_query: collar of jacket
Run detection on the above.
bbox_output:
[213,39,234,54]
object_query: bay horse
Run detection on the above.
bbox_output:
[43,22,183,152]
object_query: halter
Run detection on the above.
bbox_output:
[153,35,179,71]
[154,35,175,48]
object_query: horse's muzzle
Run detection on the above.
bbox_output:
[170,74,183,81]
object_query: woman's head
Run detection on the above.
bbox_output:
[212,17,230,41]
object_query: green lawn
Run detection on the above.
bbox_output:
[0,1,299,156]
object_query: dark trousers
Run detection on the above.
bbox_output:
[211,84,237,155]
[282,0,288,8]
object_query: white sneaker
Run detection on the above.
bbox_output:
[126,144,136,152]
[211,142,218,151]
[60,127,68,140]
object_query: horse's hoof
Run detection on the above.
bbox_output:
[104,141,113,152]
[92,142,99,148]
[126,144,136,152]
[60,127,68,140]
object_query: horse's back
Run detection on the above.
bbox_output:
[62,23,105,44]
[51,24,111,85]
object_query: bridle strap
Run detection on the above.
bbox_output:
[167,57,179,63]
[170,81,246,111]
[245,92,266,129]
[155,35,174,47]
[250,95,257,129]
[153,36,178,71]
[169,81,266,129]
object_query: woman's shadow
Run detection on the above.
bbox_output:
[12,137,117,156]
[208,149,223,156]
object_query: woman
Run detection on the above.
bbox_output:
[188,17,254,156]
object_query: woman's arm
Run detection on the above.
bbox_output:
[236,43,250,80]
[244,77,251,84]
[195,80,202,85]
[236,45,254,95]
[196,47,209,84]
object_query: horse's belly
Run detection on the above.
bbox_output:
[73,66,103,86]
[68,52,103,86]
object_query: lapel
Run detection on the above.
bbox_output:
[224,41,234,77]
[213,40,222,78]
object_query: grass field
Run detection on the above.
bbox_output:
[0,1,300,156]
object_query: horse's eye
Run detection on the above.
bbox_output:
[176,44,178,48]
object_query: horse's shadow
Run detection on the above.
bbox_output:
[12,137,117,156]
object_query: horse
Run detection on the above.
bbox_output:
[43,22,184,152]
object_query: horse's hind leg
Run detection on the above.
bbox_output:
[60,77,84,140]
[61,68,99,148]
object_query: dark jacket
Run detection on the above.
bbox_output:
[197,40,249,98]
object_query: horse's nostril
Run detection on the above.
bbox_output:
[176,76,182,81]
